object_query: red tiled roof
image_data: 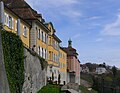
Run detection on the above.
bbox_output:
[1,0,42,20]
[61,46,78,56]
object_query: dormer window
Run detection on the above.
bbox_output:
[8,16,12,28]
[23,26,27,37]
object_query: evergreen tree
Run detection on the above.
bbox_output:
[52,72,54,83]
[58,74,61,85]
[112,66,117,77]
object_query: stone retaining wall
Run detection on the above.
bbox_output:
[22,48,47,93]
[0,32,10,93]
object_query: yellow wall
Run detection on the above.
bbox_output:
[36,26,48,49]
[47,23,60,67]
[20,21,30,48]
[59,49,67,73]
[48,36,59,67]
[3,8,66,72]
[4,9,30,48]
[35,24,49,61]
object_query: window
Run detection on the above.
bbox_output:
[8,16,12,28]
[40,47,42,57]
[38,46,40,55]
[45,34,46,43]
[49,37,52,45]
[43,32,45,42]
[23,26,27,37]
[47,35,48,44]
[4,13,7,25]
[42,48,44,58]
[15,20,18,31]
[43,49,45,59]
[42,31,43,41]
[45,49,47,59]
[38,29,40,39]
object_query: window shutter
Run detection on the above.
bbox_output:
[4,13,6,25]
[44,33,45,42]
[40,30,42,40]
[23,25,24,36]
[43,32,45,42]
[38,46,39,55]
[26,27,27,37]
[46,50,48,59]
[40,47,42,57]
[45,49,47,59]
[12,17,14,29]
[7,14,9,26]
[15,20,17,31]
[44,33,46,42]
[43,49,45,59]
[38,30,39,39]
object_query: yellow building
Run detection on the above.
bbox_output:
[0,1,50,61]
[0,1,68,84]
[59,47,67,85]
[29,19,49,60]
[45,22,62,82]
[0,2,30,48]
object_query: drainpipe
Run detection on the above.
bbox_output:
[0,1,4,28]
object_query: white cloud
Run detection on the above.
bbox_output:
[27,0,78,8]
[88,16,101,20]
[61,10,82,18]
[72,34,81,39]
[26,0,82,22]
[95,38,103,42]
[101,15,120,36]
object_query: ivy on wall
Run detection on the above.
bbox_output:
[1,30,24,93]
[38,56,48,70]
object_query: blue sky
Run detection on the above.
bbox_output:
[27,0,120,67]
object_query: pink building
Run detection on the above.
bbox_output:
[62,39,80,85]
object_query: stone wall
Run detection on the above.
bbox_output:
[22,48,47,93]
[0,32,10,93]
[0,31,46,93]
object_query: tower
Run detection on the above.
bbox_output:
[68,39,72,47]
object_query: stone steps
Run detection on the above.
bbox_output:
[61,83,81,93]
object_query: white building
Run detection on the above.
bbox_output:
[96,67,107,74]
[81,65,89,73]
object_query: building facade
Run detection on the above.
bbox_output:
[0,0,80,85]
[62,39,80,85]
[96,67,107,74]
[59,47,67,85]
[45,22,62,83]
[0,0,68,84]
[0,1,30,48]
[80,64,89,73]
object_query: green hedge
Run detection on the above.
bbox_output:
[1,30,24,93]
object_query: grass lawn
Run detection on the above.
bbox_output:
[37,84,61,93]
[80,85,98,93]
